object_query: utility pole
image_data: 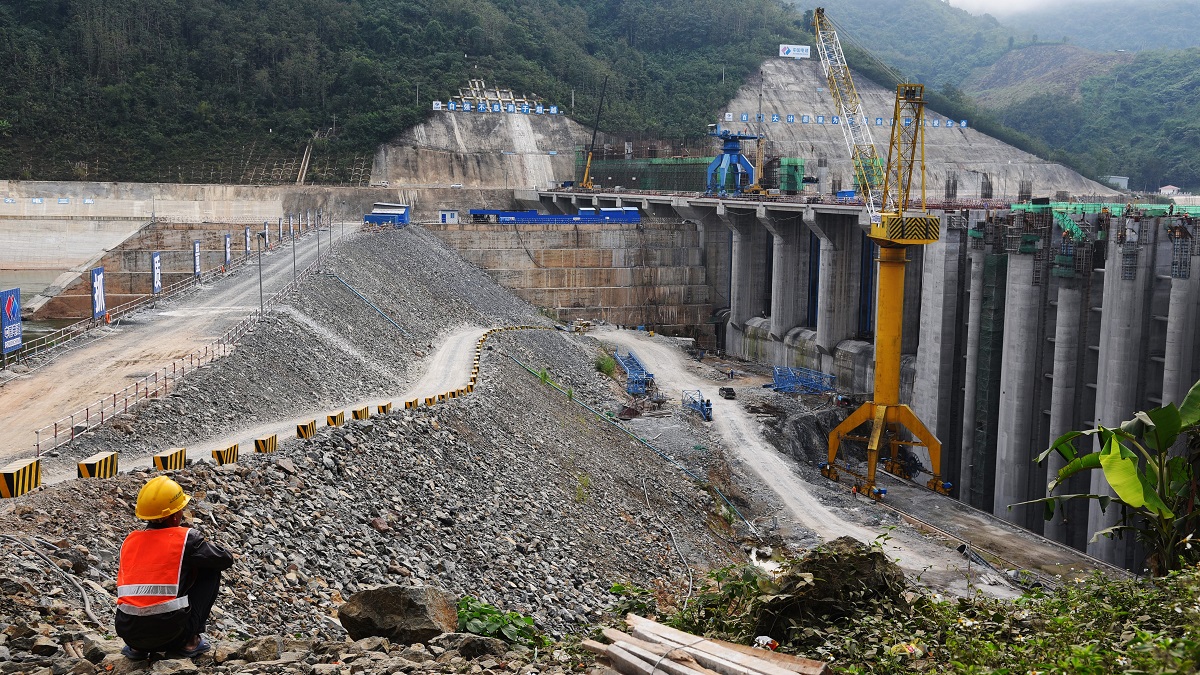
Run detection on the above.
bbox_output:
[291,217,298,284]
[256,232,266,317]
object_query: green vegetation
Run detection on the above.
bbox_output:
[0,0,806,182]
[805,0,1200,190]
[659,557,1200,674]
[1019,380,1200,577]
[608,582,657,617]
[574,472,591,503]
[595,354,617,377]
[457,595,547,647]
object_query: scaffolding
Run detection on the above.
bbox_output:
[1168,220,1194,279]
[613,349,655,395]
[969,253,1007,510]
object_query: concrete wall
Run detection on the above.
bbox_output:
[424,219,712,336]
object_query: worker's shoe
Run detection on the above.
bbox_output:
[177,636,211,658]
[121,645,150,660]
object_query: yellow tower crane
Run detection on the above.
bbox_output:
[813,9,952,499]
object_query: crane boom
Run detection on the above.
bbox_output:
[580,76,608,190]
[813,8,883,222]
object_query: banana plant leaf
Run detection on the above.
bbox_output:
[1098,432,1174,518]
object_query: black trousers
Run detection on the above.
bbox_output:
[116,569,222,652]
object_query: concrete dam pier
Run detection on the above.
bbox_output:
[440,190,1195,569]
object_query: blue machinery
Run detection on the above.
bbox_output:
[706,126,761,196]
[613,349,655,395]
[682,390,713,421]
[771,366,836,394]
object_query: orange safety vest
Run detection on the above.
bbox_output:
[116,527,191,616]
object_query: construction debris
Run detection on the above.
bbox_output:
[583,615,828,675]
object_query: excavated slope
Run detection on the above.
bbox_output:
[726,58,1116,199]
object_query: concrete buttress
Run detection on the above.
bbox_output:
[993,254,1041,524]
[757,207,808,340]
[807,212,862,372]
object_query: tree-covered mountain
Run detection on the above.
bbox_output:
[0,0,806,182]
[997,0,1200,53]
[802,0,1200,190]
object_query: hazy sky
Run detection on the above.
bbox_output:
[948,0,1104,15]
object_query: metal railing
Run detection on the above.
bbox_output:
[29,225,348,457]
[3,223,327,369]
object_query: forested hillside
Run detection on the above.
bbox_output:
[999,0,1200,53]
[806,0,1200,190]
[0,0,805,182]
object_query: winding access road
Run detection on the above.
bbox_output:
[596,328,1120,597]
[41,324,486,486]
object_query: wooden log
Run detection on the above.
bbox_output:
[601,629,724,675]
[706,638,829,675]
[604,642,712,675]
[625,615,829,675]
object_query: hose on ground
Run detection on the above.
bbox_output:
[643,477,694,610]
[0,534,103,626]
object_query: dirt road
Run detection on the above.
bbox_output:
[42,324,486,485]
[0,228,337,461]
[597,328,1023,598]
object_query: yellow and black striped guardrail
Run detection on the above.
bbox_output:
[467,383,475,393]
[212,444,239,465]
[78,451,118,479]
[327,411,345,427]
[297,420,316,439]
[437,393,448,403]
[153,448,186,471]
[405,399,418,409]
[1,458,41,498]
[255,434,278,453]
[425,396,436,407]
[352,406,370,420]
[377,402,393,414]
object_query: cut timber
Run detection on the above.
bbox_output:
[625,615,828,675]
[599,630,723,675]
[596,642,712,675]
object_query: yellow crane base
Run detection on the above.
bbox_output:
[823,400,952,500]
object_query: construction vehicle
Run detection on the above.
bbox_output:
[814,8,952,500]
[579,76,608,191]
[718,387,736,400]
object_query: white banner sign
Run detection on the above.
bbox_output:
[779,44,811,59]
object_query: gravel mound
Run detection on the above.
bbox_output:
[41,226,555,475]
[0,226,747,671]
[0,351,735,641]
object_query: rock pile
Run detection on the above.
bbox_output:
[0,342,738,669]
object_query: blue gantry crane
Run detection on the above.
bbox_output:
[682,390,713,421]
[706,125,761,196]
[613,349,655,395]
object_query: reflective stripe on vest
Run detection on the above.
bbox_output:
[116,527,190,616]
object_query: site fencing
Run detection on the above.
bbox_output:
[28,225,350,457]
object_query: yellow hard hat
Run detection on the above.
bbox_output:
[134,475,191,521]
